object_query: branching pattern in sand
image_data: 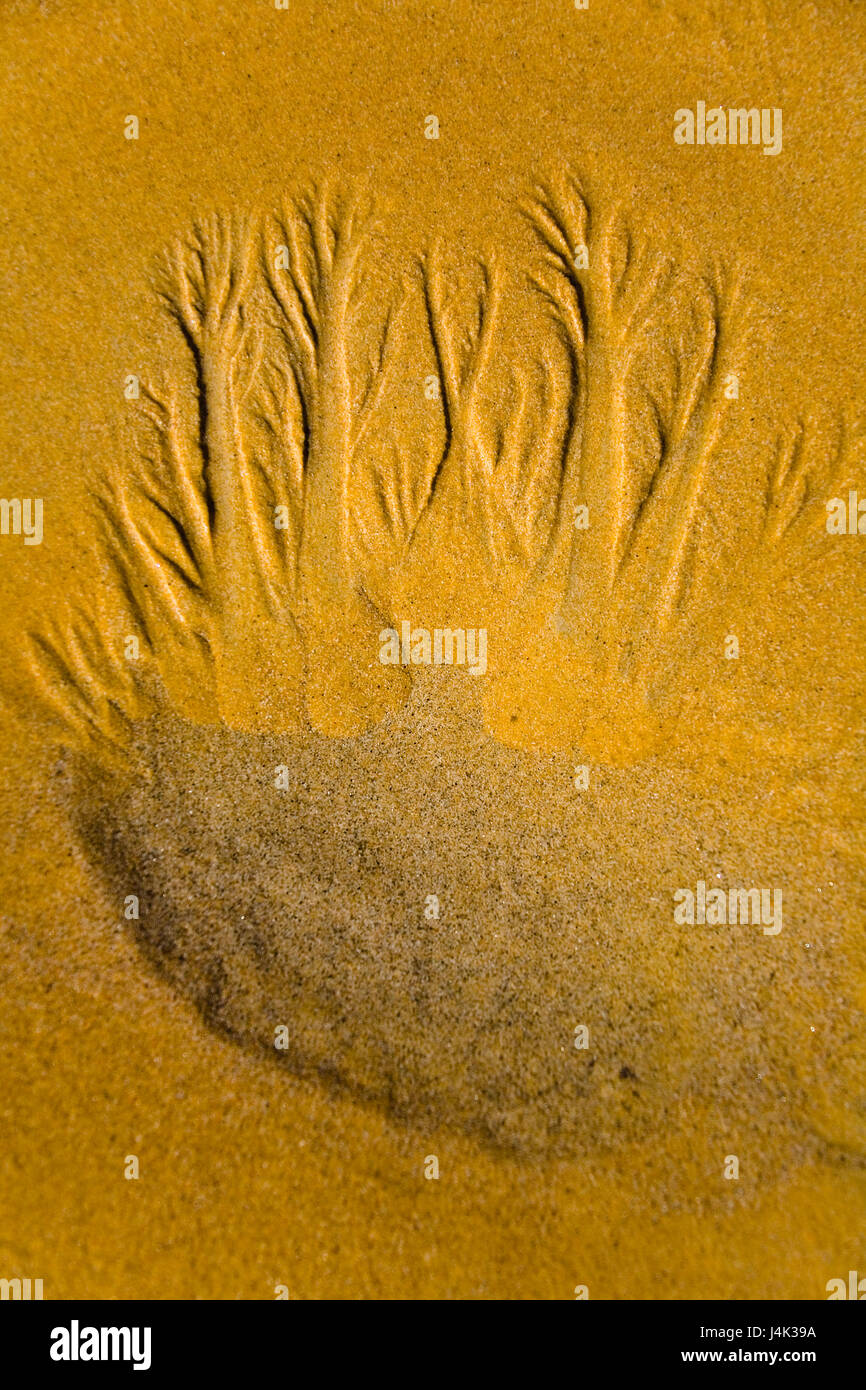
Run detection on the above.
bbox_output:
[12,175,865,1162]
[24,175,862,759]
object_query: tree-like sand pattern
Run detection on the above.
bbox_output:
[19,177,865,1161]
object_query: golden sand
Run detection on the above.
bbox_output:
[1,0,864,1298]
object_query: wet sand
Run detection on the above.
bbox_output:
[1,0,864,1299]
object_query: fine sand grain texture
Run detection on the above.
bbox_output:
[1,0,865,1298]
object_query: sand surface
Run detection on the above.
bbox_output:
[1,0,865,1298]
